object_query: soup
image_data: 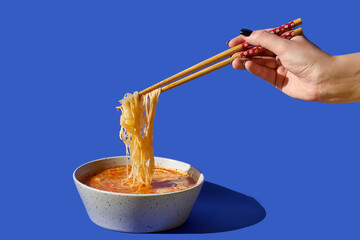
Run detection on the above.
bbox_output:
[82,165,197,194]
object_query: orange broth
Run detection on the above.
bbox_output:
[82,166,197,194]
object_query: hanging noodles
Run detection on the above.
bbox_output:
[119,89,161,189]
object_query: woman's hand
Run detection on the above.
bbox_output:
[228,30,360,103]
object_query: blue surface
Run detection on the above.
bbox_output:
[1,0,360,239]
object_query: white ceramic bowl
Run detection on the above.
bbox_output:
[73,156,204,233]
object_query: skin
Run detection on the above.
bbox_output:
[228,30,360,103]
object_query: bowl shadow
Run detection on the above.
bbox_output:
[163,181,266,234]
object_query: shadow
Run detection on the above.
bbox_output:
[164,181,266,234]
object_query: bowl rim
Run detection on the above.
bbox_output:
[73,156,205,197]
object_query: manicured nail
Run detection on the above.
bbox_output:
[226,40,230,46]
[240,28,253,36]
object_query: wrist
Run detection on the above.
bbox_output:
[317,54,360,103]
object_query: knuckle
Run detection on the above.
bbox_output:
[249,30,274,48]
[250,30,267,42]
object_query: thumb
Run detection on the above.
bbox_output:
[242,30,291,56]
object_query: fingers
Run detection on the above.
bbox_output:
[229,28,292,62]
[238,59,288,90]
[227,35,245,48]
[231,57,280,88]
[242,30,291,56]
[232,57,246,70]
[227,28,273,47]
[245,61,277,87]
[232,56,278,70]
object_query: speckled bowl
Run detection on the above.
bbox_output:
[73,156,204,233]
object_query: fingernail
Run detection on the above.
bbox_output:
[240,28,253,36]
[242,60,247,69]
[226,40,230,46]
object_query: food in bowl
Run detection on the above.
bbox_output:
[74,86,204,232]
[82,165,197,194]
[73,156,204,233]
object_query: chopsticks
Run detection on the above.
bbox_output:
[161,27,303,93]
[117,19,303,110]
[139,18,302,96]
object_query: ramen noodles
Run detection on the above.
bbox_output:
[118,89,160,190]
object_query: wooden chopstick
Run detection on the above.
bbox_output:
[139,18,302,96]
[160,28,303,93]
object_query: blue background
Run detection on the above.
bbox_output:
[1,0,359,239]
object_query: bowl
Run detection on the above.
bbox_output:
[73,156,204,233]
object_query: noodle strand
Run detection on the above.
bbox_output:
[119,89,160,189]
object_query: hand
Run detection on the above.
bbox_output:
[228,30,360,103]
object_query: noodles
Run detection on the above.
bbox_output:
[119,89,160,189]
